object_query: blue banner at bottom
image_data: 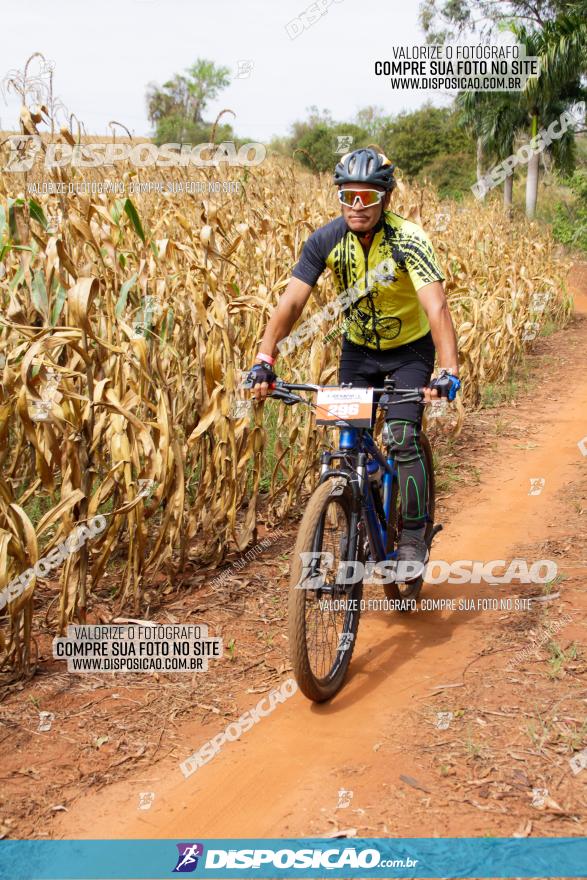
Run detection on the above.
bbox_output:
[0,838,586,879]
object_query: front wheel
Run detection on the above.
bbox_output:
[383,431,436,608]
[288,478,363,702]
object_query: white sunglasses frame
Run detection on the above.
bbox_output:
[337,188,386,209]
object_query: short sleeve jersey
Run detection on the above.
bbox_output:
[291,210,445,351]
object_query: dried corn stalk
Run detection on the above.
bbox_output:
[0,110,572,672]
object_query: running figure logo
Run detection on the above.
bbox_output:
[173,843,204,872]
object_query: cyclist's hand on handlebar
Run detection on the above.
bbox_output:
[247,362,277,401]
[425,369,461,403]
[422,386,440,405]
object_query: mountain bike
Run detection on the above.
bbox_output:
[267,375,441,703]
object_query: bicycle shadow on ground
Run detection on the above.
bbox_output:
[308,573,519,714]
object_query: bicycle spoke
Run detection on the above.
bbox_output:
[302,494,354,681]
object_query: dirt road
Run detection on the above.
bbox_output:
[47,267,587,841]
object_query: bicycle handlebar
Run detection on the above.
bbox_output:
[270,380,423,396]
[264,379,425,408]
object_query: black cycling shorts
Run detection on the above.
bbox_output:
[338,332,435,424]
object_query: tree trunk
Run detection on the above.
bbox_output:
[526,152,539,218]
[504,174,513,212]
[476,136,485,200]
[526,114,539,218]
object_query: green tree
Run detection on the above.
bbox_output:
[419,0,582,42]
[453,11,585,218]
[154,114,234,146]
[283,107,372,172]
[532,6,587,89]
[354,105,393,144]
[419,150,480,199]
[295,122,371,172]
[514,22,584,216]
[379,104,474,179]
[290,106,334,144]
[184,59,231,123]
[553,168,587,251]
[457,91,529,208]
[146,59,230,142]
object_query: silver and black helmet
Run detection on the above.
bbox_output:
[333,148,395,191]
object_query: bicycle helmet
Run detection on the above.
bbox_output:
[333,148,395,191]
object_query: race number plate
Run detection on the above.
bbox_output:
[315,387,374,428]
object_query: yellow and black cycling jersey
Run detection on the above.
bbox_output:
[291,210,445,351]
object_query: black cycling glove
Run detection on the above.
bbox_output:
[246,362,277,389]
[428,369,461,401]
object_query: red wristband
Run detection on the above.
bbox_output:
[255,352,275,366]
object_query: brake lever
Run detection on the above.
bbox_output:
[398,392,425,404]
[269,388,302,406]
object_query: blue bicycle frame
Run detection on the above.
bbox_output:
[318,426,400,566]
[263,377,429,568]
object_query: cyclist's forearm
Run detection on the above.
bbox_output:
[417,281,459,375]
[256,277,313,361]
[427,303,459,375]
[257,301,302,359]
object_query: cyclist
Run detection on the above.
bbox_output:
[248,147,460,571]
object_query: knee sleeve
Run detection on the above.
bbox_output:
[386,419,427,527]
[385,420,420,462]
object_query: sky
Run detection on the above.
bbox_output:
[1,0,455,139]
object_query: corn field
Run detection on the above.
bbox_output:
[0,109,573,674]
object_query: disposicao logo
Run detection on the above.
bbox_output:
[173,843,204,873]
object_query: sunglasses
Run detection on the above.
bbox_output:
[338,189,386,208]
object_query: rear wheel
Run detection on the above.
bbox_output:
[383,432,435,608]
[288,478,363,702]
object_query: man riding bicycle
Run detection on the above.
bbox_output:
[249,148,460,570]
